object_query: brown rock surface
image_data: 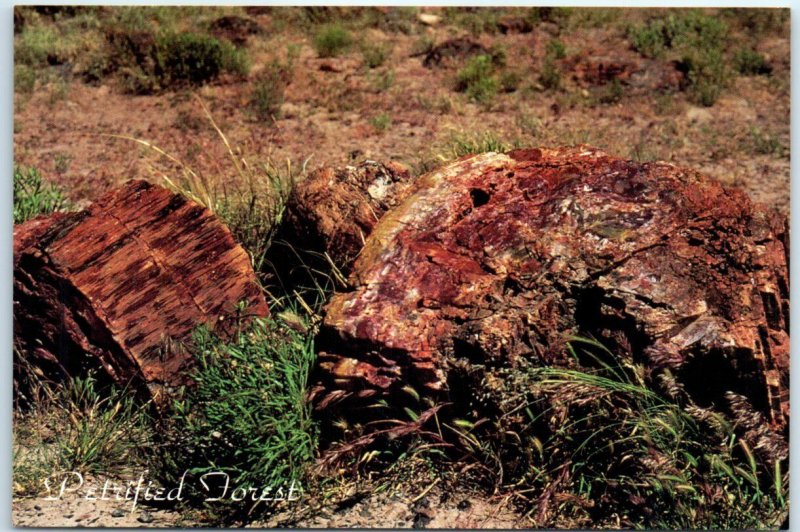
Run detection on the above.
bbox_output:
[14,180,268,399]
[281,160,413,274]
[312,146,789,432]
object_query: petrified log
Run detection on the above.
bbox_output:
[14,180,269,399]
[278,160,413,276]
[311,146,789,434]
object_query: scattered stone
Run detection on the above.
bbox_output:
[137,511,155,524]
[457,499,471,511]
[417,13,441,26]
[13,180,269,402]
[111,509,125,518]
[312,146,789,438]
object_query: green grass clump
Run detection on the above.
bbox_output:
[164,318,317,516]
[455,54,498,104]
[13,165,67,224]
[453,336,788,529]
[250,59,293,120]
[14,372,152,496]
[15,25,62,67]
[734,48,772,75]
[369,113,391,132]
[446,131,513,158]
[14,64,37,93]
[313,24,352,58]
[361,42,391,69]
[545,38,566,59]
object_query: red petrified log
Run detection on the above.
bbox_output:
[14,180,269,399]
[283,160,413,273]
[312,147,789,432]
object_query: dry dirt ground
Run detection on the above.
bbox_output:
[12,7,790,528]
[14,8,790,213]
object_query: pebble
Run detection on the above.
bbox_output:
[137,511,154,524]
[111,509,125,518]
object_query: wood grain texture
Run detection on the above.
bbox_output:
[14,180,269,398]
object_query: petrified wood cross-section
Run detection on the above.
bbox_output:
[312,146,789,432]
[14,180,269,399]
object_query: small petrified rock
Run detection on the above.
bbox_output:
[280,160,413,275]
[312,147,789,433]
[14,180,268,400]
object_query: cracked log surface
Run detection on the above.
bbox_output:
[14,180,269,399]
[312,146,789,433]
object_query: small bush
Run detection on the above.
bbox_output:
[15,26,61,67]
[13,165,67,224]
[747,126,787,157]
[539,57,561,90]
[250,61,292,120]
[369,113,391,132]
[679,48,729,107]
[545,38,566,59]
[361,42,390,69]
[369,69,395,92]
[14,64,37,93]
[455,54,498,104]
[499,70,522,93]
[598,78,624,104]
[629,12,729,106]
[734,48,772,76]
[164,318,317,516]
[156,32,247,85]
[313,24,352,58]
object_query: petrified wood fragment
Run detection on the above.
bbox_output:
[312,147,789,433]
[280,160,413,275]
[14,180,269,399]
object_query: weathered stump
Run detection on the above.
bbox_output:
[311,146,789,434]
[14,180,269,400]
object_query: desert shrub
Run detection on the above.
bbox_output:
[455,54,497,104]
[250,60,293,120]
[369,113,391,132]
[746,126,787,157]
[313,24,352,58]
[15,25,63,67]
[734,48,772,75]
[162,318,317,517]
[156,32,248,85]
[499,70,522,93]
[369,69,395,92]
[446,7,503,36]
[361,42,391,68]
[678,48,729,106]
[13,165,67,224]
[598,77,624,104]
[629,11,729,106]
[539,58,561,90]
[545,38,566,59]
[629,11,727,59]
[14,64,37,93]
